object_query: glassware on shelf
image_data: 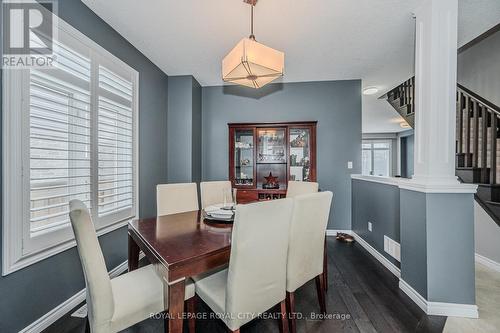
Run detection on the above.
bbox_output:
[289,128,311,182]
[257,128,286,163]
[234,129,254,186]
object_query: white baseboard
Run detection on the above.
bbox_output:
[334,231,479,319]
[326,229,352,236]
[399,279,479,318]
[475,253,500,273]
[20,253,145,333]
[398,278,427,312]
[19,288,87,333]
[351,231,401,278]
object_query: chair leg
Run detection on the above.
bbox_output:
[324,236,328,292]
[286,291,296,333]
[278,300,289,333]
[315,274,327,315]
[186,296,196,333]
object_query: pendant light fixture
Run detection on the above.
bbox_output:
[222,0,285,89]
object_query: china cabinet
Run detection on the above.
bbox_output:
[229,121,317,203]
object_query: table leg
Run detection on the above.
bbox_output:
[128,233,140,272]
[166,279,185,333]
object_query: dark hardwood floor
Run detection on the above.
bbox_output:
[44,238,446,333]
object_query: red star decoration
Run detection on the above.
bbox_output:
[264,172,279,185]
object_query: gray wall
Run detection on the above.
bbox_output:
[458,28,500,266]
[0,0,169,331]
[352,179,400,267]
[352,181,476,305]
[400,189,428,298]
[400,189,476,304]
[202,81,362,229]
[458,29,500,106]
[425,193,475,304]
[167,76,202,183]
[474,201,500,264]
[192,79,202,183]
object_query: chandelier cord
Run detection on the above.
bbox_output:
[249,5,255,40]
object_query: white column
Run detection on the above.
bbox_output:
[411,0,462,187]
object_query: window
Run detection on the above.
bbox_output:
[362,140,392,177]
[3,10,139,275]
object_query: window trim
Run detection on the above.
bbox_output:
[362,139,393,177]
[2,10,140,276]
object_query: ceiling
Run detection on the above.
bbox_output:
[81,0,500,133]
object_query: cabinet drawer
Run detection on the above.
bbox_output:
[236,190,258,204]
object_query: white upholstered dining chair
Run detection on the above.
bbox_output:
[193,199,294,332]
[200,180,232,209]
[157,183,199,216]
[69,200,195,333]
[286,180,319,198]
[285,191,333,333]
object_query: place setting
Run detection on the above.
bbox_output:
[202,188,237,225]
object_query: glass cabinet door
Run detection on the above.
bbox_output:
[289,128,311,181]
[234,129,254,186]
[257,128,286,163]
[257,128,287,190]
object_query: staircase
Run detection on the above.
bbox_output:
[386,77,500,227]
[386,77,415,128]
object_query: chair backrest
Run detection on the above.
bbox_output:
[157,183,199,216]
[69,200,114,332]
[225,198,294,330]
[200,180,232,209]
[286,181,319,198]
[286,192,333,292]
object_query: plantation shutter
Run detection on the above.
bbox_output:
[29,40,92,236]
[96,61,136,224]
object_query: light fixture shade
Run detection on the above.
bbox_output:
[222,38,284,89]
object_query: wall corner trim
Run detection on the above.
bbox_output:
[398,180,478,194]
[350,174,400,186]
[350,174,478,193]
[351,231,401,278]
[399,279,479,318]
[19,253,145,333]
[475,253,500,273]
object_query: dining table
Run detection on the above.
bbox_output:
[128,210,232,333]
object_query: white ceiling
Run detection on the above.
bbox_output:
[82,0,500,133]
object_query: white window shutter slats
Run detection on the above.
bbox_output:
[97,65,134,220]
[3,7,139,275]
[29,69,92,235]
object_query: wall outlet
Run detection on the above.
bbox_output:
[368,221,373,232]
[384,235,401,262]
[347,161,353,169]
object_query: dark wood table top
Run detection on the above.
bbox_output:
[128,210,232,273]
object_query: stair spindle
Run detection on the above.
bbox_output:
[491,111,497,184]
[405,80,409,106]
[465,96,471,166]
[473,101,479,168]
[458,92,464,154]
[481,107,489,183]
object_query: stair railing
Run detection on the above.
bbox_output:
[457,84,500,184]
[387,77,415,115]
[386,77,500,185]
